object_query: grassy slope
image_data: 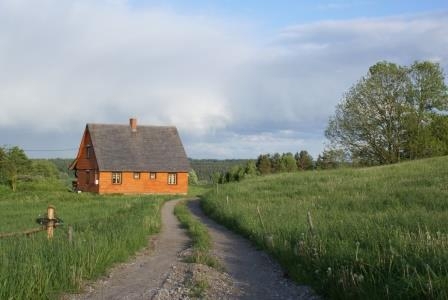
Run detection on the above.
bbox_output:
[0,180,167,299]
[201,156,448,299]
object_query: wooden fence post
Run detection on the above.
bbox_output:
[47,205,55,239]
[307,211,315,236]
[68,225,73,244]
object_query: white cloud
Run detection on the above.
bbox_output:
[0,2,446,158]
[0,0,251,133]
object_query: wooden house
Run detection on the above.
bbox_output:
[69,118,190,194]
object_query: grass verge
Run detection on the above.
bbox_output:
[0,181,168,299]
[201,156,448,299]
[174,200,221,270]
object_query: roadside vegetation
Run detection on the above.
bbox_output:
[0,180,166,299]
[174,200,221,270]
[201,156,448,299]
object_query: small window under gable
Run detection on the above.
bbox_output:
[86,144,92,159]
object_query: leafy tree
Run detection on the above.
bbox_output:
[244,160,257,176]
[316,149,348,169]
[271,153,282,172]
[0,147,6,184]
[280,153,297,172]
[256,154,272,175]
[326,60,448,165]
[295,150,314,170]
[226,165,245,182]
[210,171,223,184]
[31,160,59,179]
[188,169,199,185]
[0,146,32,191]
[405,61,448,159]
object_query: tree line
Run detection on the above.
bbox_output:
[193,61,448,184]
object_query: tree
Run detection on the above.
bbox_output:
[0,147,6,184]
[244,160,257,176]
[188,169,199,185]
[316,149,347,169]
[405,61,448,159]
[210,172,222,184]
[226,165,245,182]
[0,146,32,191]
[256,154,272,175]
[295,150,314,170]
[271,153,282,172]
[326,60,448,165]
[280,153,297,172]
[31,160,59,179]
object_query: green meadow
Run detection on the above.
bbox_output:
[201,156,448,299]
[0,180,166,299]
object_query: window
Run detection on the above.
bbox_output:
[112,172,122,184]
[133,172,140,179]
[85,170,90,185]
[86,145,91,159]
[149,172,157,180]
[167,173,177,185]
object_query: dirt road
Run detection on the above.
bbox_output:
[187,198,318,300]
[70,199,190,299]
[69,198,318,299]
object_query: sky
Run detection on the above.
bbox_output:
[0,0,447,159]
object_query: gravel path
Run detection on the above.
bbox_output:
[68,199,190,300]
[187,198,319,300]
[67,198,319,299]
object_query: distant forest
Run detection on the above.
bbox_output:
[189,159,251,183]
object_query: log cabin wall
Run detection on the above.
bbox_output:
[98,171,188,194]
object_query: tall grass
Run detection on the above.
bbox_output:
[0,180,166,299]
[201,156,448,299]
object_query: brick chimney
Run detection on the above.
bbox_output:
[130,118,137,132]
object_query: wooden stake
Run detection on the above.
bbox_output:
[307,211,314,236]
[47,205,55,239]
[68,225,73,244]
[0,227,44,239]
[257,205,266,232]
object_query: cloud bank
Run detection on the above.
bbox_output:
[0,1,447,158]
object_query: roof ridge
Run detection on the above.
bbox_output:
[87,123,177,128]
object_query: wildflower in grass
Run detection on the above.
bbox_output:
[353,273,364,283]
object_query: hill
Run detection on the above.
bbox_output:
[201,156,448,299]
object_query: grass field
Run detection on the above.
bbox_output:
[201,156,448,299]
[0,180,167,299]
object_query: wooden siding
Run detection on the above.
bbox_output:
[75,128,100,193]
[97,171,188,194]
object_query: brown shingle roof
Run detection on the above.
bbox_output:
[88,123,190,172]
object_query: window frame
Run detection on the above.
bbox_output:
[167,173,177,185]
[112,172,122,185]
[149,172,157,180]
[86,144,92,159]
[133,172,141,180]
